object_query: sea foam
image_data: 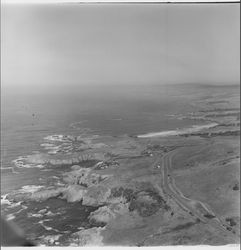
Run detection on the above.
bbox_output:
[44,135,71,142]
[13,156,45,169]
[19,185,45,194]
[1,194,22,208]
[1,194,12,205]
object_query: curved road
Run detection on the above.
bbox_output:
[152,150,235,236]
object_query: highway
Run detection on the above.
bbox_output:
[152,150,235,236]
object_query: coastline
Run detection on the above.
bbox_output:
[1,84,240,246]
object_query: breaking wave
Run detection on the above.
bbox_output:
[13,156,45,169]
[19,185,45,194]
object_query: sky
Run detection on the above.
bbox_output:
[1,0,239,3]
[1,3,240,91]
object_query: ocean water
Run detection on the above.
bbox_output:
[1,83,230,245]
[2,83,229,193]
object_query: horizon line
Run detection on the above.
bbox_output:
[2,0,240,5]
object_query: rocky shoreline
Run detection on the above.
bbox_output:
[3,91,240,246]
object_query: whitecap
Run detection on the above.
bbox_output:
[9,201,22,208]
[19,185,45,194]
[27,213,43,218]
[13,157,45,169]
[41,143,61,155]
[44,135,70,142]
[35,164,45,168]
[56,181,65,187]
[22,164,44,169]
[39,209,47,214]
[40,234,62,245]
[45,211,55,217]
[39,221,53,231]
[1,194,12,205]
[13,206,28,215]
[47,150,59,155]
[1,195,22,209]
[6,214,16,221]
[38,220,60,232]
[21,205,28,210]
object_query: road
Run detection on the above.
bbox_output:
[152,150,235,236]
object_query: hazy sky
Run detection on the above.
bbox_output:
[1,3,240,90]
[2,0,238,4]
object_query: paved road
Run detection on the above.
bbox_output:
[153,150,235,236]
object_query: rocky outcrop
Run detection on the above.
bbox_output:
[82,185,111,206]
[109,185,169,217]
[7,166,113,205]
[16,152,106,168]
[61,185,87,203]
[89,206,116,224]
[63,168,111,188]
[129,189,169,217]
[48,154,96,166]
[69,227,104,246]
[63,168,92,185]
[6,187,64,203]
[21,167,112,204]
[94,160,120,170]
[89,203,129,224]
[31,188,64,202]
